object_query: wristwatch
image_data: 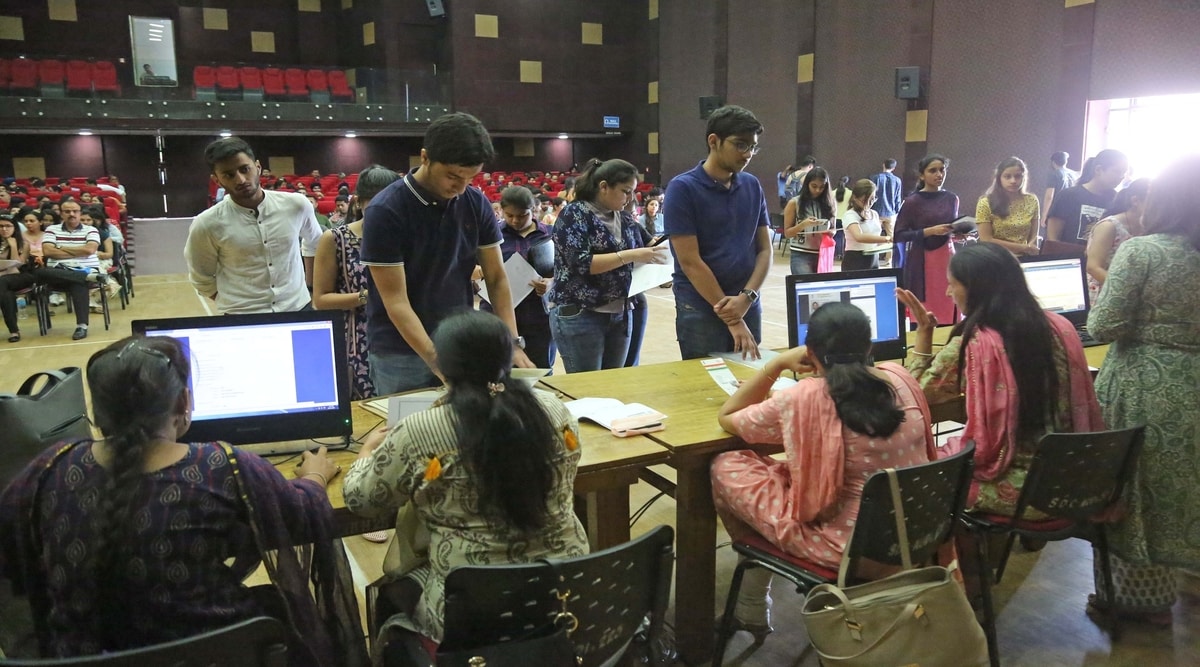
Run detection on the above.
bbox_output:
[739,288,760,304]
[513,335,526,349]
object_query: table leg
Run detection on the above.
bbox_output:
[673,454,717,666]
[582,487,631,551]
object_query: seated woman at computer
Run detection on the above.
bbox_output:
[342,311,588,643]
[0,336,366,666]
[710,302,936,638]
[898,243,1103,517]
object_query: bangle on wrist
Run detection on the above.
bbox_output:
[910,350,933,358]
[615,250,625,265]
[302,471,329,486]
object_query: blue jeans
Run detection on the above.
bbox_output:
[624,293,648,367]
[369,350,441,394]
[675,300,762,360]
[790,250,819,275]
[550,305,631,373]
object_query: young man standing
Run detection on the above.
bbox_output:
[870,158,904,266]
[185,136,322,314]
[360,112,532,394]
[664,105,773,360]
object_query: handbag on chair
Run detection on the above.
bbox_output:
[801,468,989,667]
[0,368,91,487]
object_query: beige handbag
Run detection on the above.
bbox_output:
[381,500,430,578]
[800,469,990,667]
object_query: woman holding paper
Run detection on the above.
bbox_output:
[549,158,670,372]
[343,311,588,643]
[481,186,556,369]
[710,303,936,638]
[894,154,960,323]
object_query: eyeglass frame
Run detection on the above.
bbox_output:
[724,138,761,156]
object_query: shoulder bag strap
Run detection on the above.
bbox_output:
[886,467,914,571]
[17,369,69,397]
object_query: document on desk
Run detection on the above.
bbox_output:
[701,357,797,396]
[564,397,667,437]
[477,252,540,306]
[713,349,780,371]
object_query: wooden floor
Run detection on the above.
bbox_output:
[3,254,1197,666]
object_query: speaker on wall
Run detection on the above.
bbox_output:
[426,0,445,17]
[699,95,724,119]
[895,66,920,100]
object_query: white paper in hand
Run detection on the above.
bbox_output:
[477,252,540,306]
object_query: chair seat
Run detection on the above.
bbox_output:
[733,532,839,581]
[966,513,1074,532]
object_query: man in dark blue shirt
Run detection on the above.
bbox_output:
[870,158,903,267]
[664,105,772,360]
[361,113,532,393]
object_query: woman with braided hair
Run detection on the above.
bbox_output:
[344,310,588,644]
[0,336,367,666]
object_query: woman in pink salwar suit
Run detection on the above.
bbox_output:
[710,303,937,638]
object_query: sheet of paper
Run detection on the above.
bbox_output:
[703,357,800,396]
[478,252,541,306]
[627,244,674,297]
[714,348,780,371]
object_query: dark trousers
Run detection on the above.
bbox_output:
[0,273,36,333]
[841,251,880,272]
[34,267,89,326]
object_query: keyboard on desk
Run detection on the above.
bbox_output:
[1077,327,1103,347]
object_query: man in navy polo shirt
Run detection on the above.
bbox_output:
[664,105,773,360]
[361,113,532,393]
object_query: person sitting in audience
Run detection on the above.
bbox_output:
[711,302,935,637]
[80,205,121,313]
[975,156,1040,256]
[36,200,98,340]
[313,164,401,400]
[0,214,35,342]
[1086,177,1149,304]
[328,195,350,226]
[898,242,1103,516]
[20,207,46,260]
[305,193,332,231]
[343,310,588,644]
[1084,156,1200,627]
[0,336,367,665]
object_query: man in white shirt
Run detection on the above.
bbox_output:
[185,137,322,314]
[38,199,99,339]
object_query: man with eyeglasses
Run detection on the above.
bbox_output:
[663,105,772,360]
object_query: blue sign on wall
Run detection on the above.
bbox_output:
[603,116,620,129]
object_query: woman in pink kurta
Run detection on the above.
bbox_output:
[711,302,936,637]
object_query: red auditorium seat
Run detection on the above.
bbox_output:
[215,65,240,100]
[344,173,358,191]
[319,175,340,191]
[262,68,286,100]
[327,69,354,102]
[9,59,37,93]
[43,177,60,186]
[66,60,92,96]
[193,65,217,100]
[0,58,9,91]
[38,59,66,96]
[284,68,309,101]
[306,69,330,103]
[92,61,120,96]
[239,66,264,101]
[316,199,335,215]
[294,176,315,188]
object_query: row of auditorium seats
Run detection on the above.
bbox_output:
[6,176,125,224]
[0,58,120,97]
[194,66,354,103]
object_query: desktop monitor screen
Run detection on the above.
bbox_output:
[784,268,906,360]
[1019,254,1090,326]
[131,311,352,445]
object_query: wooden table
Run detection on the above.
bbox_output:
[269,399,671,549]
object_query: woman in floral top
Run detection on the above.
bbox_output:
[975,156,1040,256]
[343,311,588,643]
[898,243,1102,516]
[547,158,670,372]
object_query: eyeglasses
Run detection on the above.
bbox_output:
[726,139,761,155]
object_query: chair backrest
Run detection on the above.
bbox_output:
[1015,426,1145,522]
[65,60,91,88]
[845,444,975,575]
[306,69,329,91]
[327,69,351,91]
[0,617,287,666]
[439,525,674,667]
[11,59,38,87]
[216,66,239,89]
[239,66,263,89]
[193,65,216,87]
[38,59,65,84]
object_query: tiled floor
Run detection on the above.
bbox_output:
[2,252,1196,666]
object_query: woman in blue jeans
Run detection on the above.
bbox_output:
[549,158,670,372]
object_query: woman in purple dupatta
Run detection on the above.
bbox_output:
[0,336,367,666]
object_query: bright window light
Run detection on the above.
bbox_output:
[1087,92,1200,180]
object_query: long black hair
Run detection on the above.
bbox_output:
[434,311,559,533]
[912,153,950,194]
[85,335,191,646]
[805,303,905,437]
[798,167,836,219]
[572,158,637,203]
[983,156,1028,218]
[948,243,1059,437]
[1100,177,1150,219]
[1078,149,1127,187]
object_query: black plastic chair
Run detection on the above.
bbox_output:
[0,616,288,666]
[769,212,787,254]
[380,525,675,667]
[962,426,1145,665]
[713,445,976,666]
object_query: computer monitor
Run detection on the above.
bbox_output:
[1019,254,1090,327]
[784,268,906,360]
[131,311,352,448]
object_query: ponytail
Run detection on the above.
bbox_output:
[573,158,637,204]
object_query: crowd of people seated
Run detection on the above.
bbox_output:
[0,175,131,342]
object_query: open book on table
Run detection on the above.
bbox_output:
[563,397,667,437]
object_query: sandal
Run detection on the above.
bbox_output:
[7,332,19,343]
[1086,594,1173,627]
